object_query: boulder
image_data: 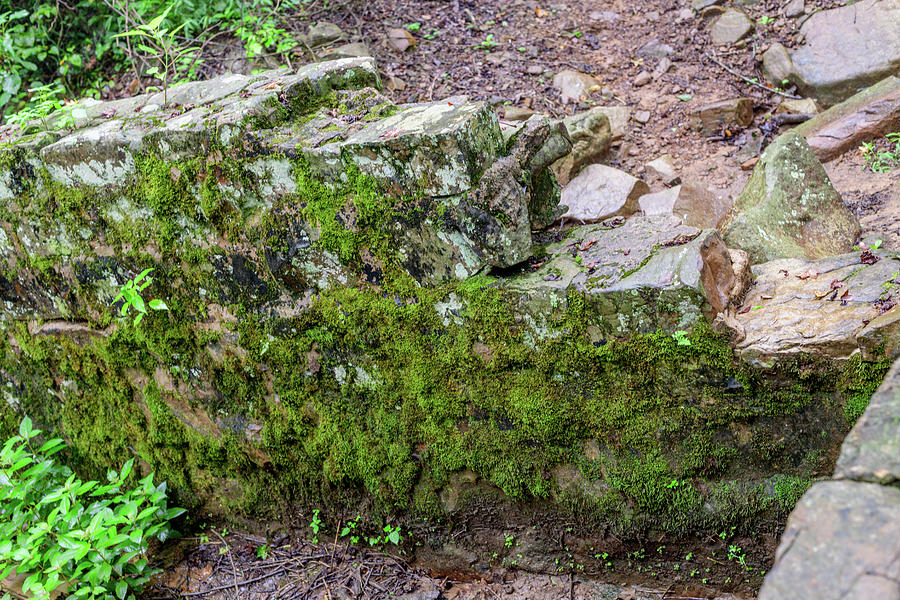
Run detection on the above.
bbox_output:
[690,98,754,135]
[759,480,900,600]
[721,130,860,263]
[639,182,732,229]
[552,107,613,185]
[709,9,754,45]
[645,154,679,186]
[794,76,900,162]
[304,22,347,47]
[552,70,600,104]
[764,0,900,106]
[559,164,648,223]
[508,216,740,328]
[836,359,900,484]
[734,252,900,361]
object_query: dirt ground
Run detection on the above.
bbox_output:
[128,0,900,598]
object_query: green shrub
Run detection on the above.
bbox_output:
[0,417,184,600]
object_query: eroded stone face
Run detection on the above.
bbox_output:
[721,131,860,263]
[734,252,900,362]
[508,216,738,336]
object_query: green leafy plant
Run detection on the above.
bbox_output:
[480,33,498,50]
[309,509,322,544]
[5,84,82,131]
[672,330,691,346]
[404,22,421,32]
[860,133,900,173]
[339,515,360,545]
[0,416,184,600]
[114,4,199,106]
[757,15,775,25]
[113,268,168,325]
[255,544,269,560]
[383,525,402,546]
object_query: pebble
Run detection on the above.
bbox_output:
[634,110,651,124]
[526,65,544,75]
[634,72,652,87]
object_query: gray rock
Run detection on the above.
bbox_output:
[759,480,900,600]
[692,0,724,9]
[304,22,346,47]
[795,76,900,162]
[560,164,648,223]
[836,359,900,484]
[318,42,372,60]
[721,130,860,263]
[690,98,754,135]
[552,70,600,104]
[709,9,754,45]
[594,106,630,140]
[633,71,652,87]
[645,154,679,186]
[636,38,675,59]
[773,0,900,106]
[634,110,651,124]
[734,253,900,361]
[552,107,613,185]
[508,216,740,325]
[761,43,795,88]
[641,182,731,229]
[783,0,805,18]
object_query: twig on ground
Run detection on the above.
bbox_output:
[704,52,802,99]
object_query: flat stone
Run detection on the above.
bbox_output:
[709,9,754,45]
[784,0,805,18]
[553,70,600,104]
[721,130,860,263]
[636,38,674,59]
[318,42,372,60]
[552,107,613,185]
[836,359,900,484]
[690,98,754,135]
[645,154,679,186]
[634,110,651,124]
[337,100,504,197]
[595,106,630,140]
[503,106,535,121]
[734,252,900,360]
[775,0,900,106]
[775,97,820,115]
[509,217,739,329]
[692,0,724,9]
[305,22,346,47]
[794,76,900,162]
[759,480,900,600]
[640,182,732,229]
[560,164,648,223]
[761,43,795,88]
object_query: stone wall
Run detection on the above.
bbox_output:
[0,58,890,572]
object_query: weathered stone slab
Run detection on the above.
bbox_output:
[639,182,732,229]
[795,76,900,162]
[734,252,900,361]
[769,0,900,106]
[708,8,753,45]
[835,358,900,484]
[560,164,648,223]
[338,100,503,197]
[759,480,900,600]
[509,216,739,334]
[690,98,753,135]
[552,107,612,185]
[721,130,860,263]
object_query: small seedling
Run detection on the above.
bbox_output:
[480,33,498,50]
[114,268,169,325]
[256,544,269,560]
[672,330,691,346]
[757,15,775,25]
[309,509,322,544]
[404,22,421,32]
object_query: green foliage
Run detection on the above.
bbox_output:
[4,83,81,131]
[860,133,900,173]
[114,3,199,106]
[0,0,301,121]
[113,268,169,325]
[0,417,184,600]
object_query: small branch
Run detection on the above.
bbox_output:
[704,52,802,99]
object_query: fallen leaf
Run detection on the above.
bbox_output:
[535,7,550,17]
[738,305,751,314]
[796,268,819,280]
[875,295,896,314]
[861,250,880,265]
[830,279,844,290]
[761,294,773,300]
[779,269,789,277]
[101,108,117,119]
[814,290,828,299]
[579,239,597,252]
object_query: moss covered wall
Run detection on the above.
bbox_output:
[0,71,891,578]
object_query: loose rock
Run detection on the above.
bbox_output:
[690,98,754,135]
[795,76,900,162]
[552,70,601,104]
[721,130,860,263]
[709,9,754,45]
[552,107,613,185]
[559,164,648,223]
